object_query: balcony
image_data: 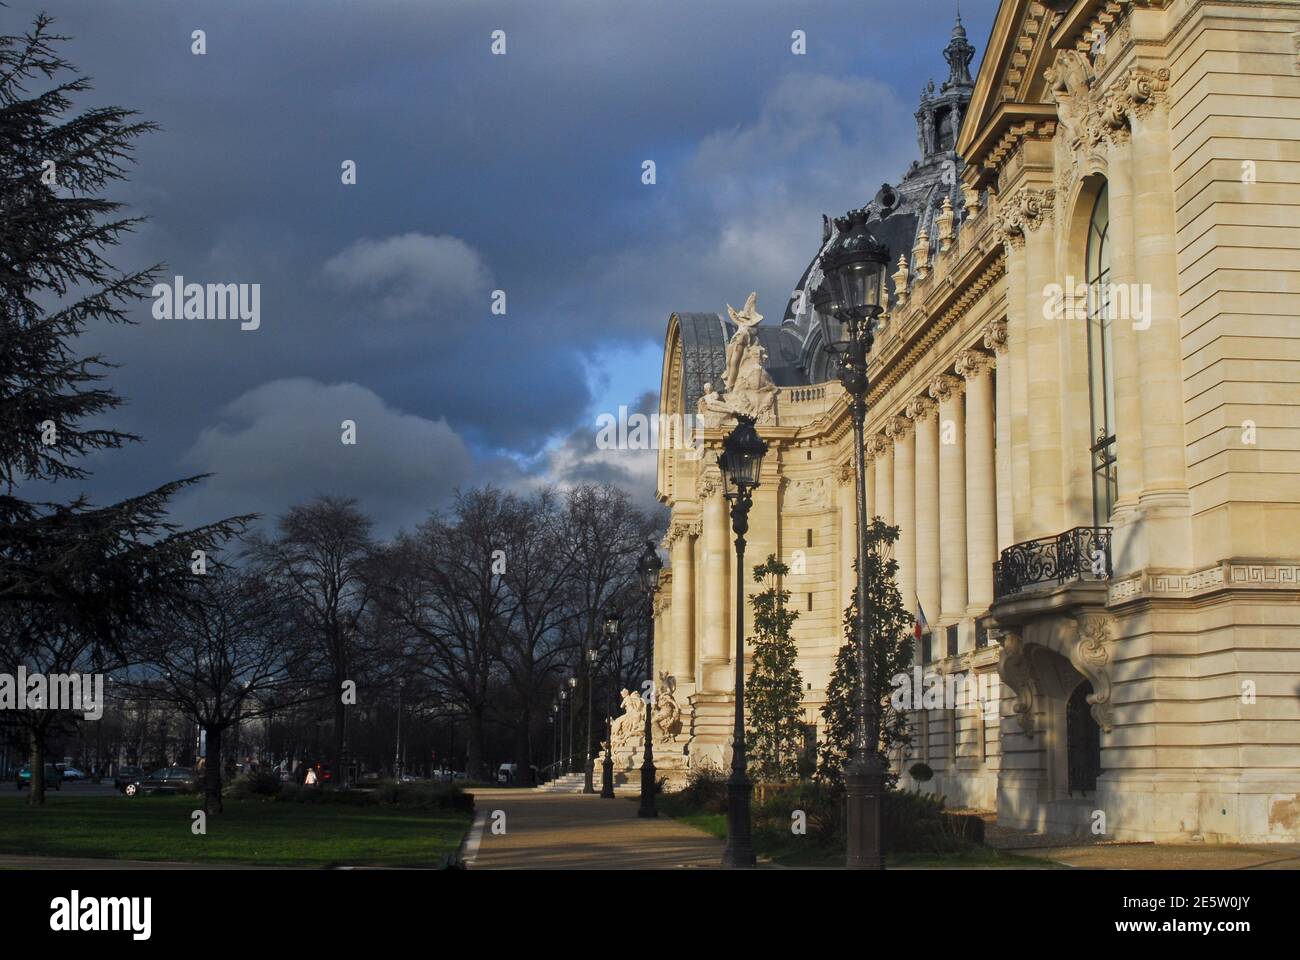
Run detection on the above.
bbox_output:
[993,527,1113,601]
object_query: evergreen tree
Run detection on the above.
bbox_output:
[745,554,805,782]
[0,14,248,805]
[817,519,913,787]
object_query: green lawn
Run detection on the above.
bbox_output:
[663,808,1058,869]
[0,794,472,868]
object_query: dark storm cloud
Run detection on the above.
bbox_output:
[5,0,992,527]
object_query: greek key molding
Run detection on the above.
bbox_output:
[1108,562,1300,603]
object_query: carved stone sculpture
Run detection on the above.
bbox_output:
[697,293,779,426]
[653,672,682,743]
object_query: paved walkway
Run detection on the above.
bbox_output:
[463,788,724,869]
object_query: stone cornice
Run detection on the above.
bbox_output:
[867,250,1006,410]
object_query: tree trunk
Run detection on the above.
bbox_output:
[204,724,223,814]
[27,729,45,806]
[513,711,531,786]
[466,708,485,781]
[332,673,346,787]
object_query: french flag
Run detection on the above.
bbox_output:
[914,602,928,643]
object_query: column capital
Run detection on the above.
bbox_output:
[837,459,856,486]
[905,395,937,423]
[885,414,914,442]
[697,465,721,499]
[955,349,995,381]
[994,186,1055,248]
[928,373,964,404]
[866,435,891,459]
[982,318,1008,354]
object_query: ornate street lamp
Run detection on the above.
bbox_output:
[584,645,599,793]
[636,539,663,817]
[548,711,556,779]
[816,205,890,870]
[567,676,577,774]
[717,413,769,868]
[558,689,568,774]
[601,610,620,799]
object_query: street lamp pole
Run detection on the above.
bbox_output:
[636,540,663,818]
[815,200,891,870]
[717,414,768,869]
[567,677,577,775]
[584,646,598,793]
[601,611,620,799]
[559,690,567,774]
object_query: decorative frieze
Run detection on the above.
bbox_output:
[1107,562,1300,604]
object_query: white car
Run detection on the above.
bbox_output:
[58,766,86,781]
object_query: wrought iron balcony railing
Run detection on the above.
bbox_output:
[993,526,1112,600]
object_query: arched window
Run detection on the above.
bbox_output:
[1086,183,1117,525]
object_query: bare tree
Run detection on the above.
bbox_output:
[249,496,376,785]
[129,567,303,812]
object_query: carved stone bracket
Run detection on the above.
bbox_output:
[1069,616,1115,733]
[997,630,1036,739]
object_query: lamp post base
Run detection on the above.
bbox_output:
[583,759,595,794]
[721,773,756,868]
[601,756,615,798]
[637,758,658,817]
[845,753,886,870]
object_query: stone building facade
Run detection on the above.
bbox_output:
[640,0,1300,843]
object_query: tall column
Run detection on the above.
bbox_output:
[931,373,968,621]
[1022,189,1065,539]
[909,396,941,629]
[700,473,730,691]
[1107,125,1144,513]
[871,435,894,526]
[838,461,857,615]
[1130,77,1192,565]
[670,521,697,683]
[958,349,997,611]
[984,320,1013,552]
[889,414,916,619]
[1003,231,1032,542]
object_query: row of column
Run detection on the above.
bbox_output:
[865,348,999,625]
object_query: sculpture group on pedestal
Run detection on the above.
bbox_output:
[697,293,779,427]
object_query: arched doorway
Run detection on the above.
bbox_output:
[1066,679,1101,795]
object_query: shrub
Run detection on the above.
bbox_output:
[908,762,934,783]
[224,769,282,800]
[675,758,728,814]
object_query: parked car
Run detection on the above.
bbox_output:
[496,763,538,785]
[113,766,144,792]
[14,765,62,791]
[58,766,86,782]
[121,766,197,797]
